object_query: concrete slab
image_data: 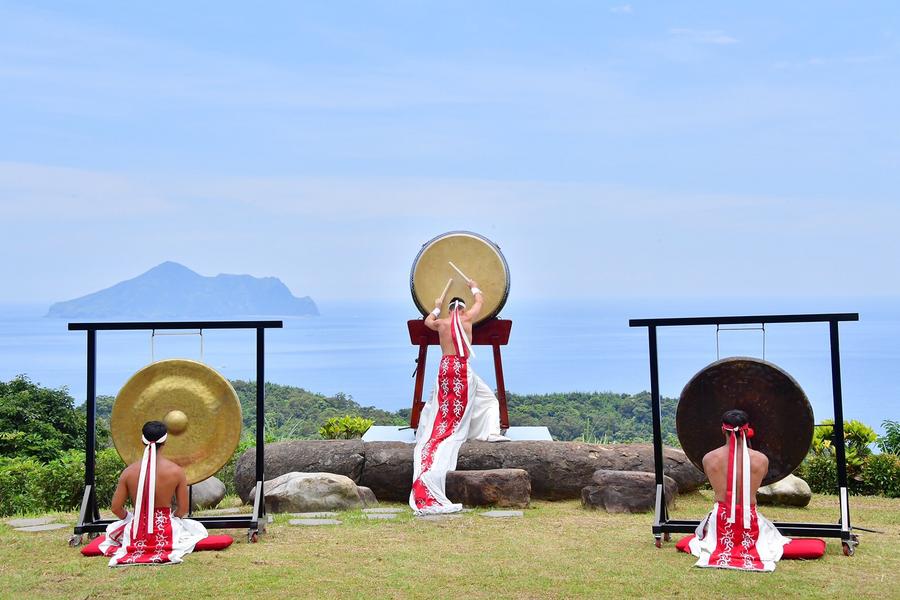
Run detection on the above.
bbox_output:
[415,513,463,521]
[15,523,69,532]
[289,519,342,526]
[362,508,406,514]
[6,517,55,528]
[198,507,242,515]
[288,512,338,518]
[365,513,398,520]
[480,510,524,518]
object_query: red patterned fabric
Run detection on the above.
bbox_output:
[83,533,233,557]
[677,535,825,560]
[411,354,469,511]
[109,507,174,565]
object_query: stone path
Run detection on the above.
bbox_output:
[365,513,397,520]
[16,523,69,532]
[362,508,406,514]
[289,518,342,526]
[289,512,338,518]
[6,517,56,528]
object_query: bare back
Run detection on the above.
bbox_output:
[111,454,188,518]
[702,442,769,504]
[434,314,474,355]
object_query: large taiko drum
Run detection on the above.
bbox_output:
[676,356,814,486]
[410,231,510,325]
[111,359,242,485]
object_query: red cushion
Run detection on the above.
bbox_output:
[81,534,233,557]
[675,535,826,559]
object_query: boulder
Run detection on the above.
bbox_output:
[239,440,705,503]
[359,442,415,501]
[581,470,678,513]
[446,469,531,508]
[756,474,812,508]
[190,476,226,510]
[235,440,365,502]
[357,485,378,507]
[248,472,364,513]
[454,441,704,500]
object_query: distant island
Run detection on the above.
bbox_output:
[46,261,318,319]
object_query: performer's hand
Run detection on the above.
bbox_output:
[468,279,479,290]
[434,298,443,309]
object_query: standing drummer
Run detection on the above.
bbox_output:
[409,278,510,515]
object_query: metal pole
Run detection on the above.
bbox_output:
[85,329,98,519]
[255,328,265,485]
[648,326,667,528]
[829,321,851,532]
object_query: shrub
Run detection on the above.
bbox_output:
[39,449,85,512]
[860,453,900,498]
[876,420,900,455]
[800,453,838,495]
[318,415,373,439]
[0,456,46,516]
[94,448,126,507]
[215,436,256,497]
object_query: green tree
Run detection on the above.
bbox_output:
[0,376,83,461]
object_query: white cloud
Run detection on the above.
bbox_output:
[669,28,738,45]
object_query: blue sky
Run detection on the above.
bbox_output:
[1,1,898,303]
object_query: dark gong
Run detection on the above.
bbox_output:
[676,356,814,486]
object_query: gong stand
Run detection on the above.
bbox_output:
[629,312,860,555]
[68,320,283,543]
[407,318,511,430]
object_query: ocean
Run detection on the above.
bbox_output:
[0,298,897,432]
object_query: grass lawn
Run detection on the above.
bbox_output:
[1,491,898,599]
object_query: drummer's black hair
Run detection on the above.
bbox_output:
[142,420,168,444]
[722,409,750,427]
[448,297,466,310]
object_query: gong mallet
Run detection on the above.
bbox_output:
[438,278,453,303]
[448,261,472,284]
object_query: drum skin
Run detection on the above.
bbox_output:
[410,231,510,324]
[111,359,242,485]
[676,357,814,486]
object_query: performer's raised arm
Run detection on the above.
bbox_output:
[425,296,443,331]
[464,279,484,322]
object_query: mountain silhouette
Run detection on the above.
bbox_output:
[47,261,318,318]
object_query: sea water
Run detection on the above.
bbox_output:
[0,298,897,431]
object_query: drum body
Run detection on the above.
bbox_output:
[410,231,510,324]
[111,359,242,485]
[676,356,814,486]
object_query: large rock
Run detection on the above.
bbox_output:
[190,476,226,510]
[581,470,677,513]
[757,474,812,507]
[455,442,704,500]
[235,440,365,502]
[248,471,364,513]
[237,440,705,503]
[359,442,415,502]
[357,486,378,507]
[446,469,531,508]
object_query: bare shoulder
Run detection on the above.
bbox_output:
[159,457,186,476]
[749,448,769,466]
[702,446,725,466]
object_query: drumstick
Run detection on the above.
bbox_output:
[438,278,453,302]
[448,261,472,283]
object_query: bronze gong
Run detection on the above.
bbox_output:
[410,231,510,325]
[111,359,242,485]
[676,356,814,486]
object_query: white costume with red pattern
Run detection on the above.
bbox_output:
[99,433,207,566]
[688,424,789,572]
[409,309,508,515]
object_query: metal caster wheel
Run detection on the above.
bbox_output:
[663,532,671,542]
[88,532,100,540]
[68,534,83,547]
[249,530,259,544]
[842,542,854,556]
[654,537,662,549]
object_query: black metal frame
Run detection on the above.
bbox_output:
[68,320,283,542]
[629,313,860,553]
